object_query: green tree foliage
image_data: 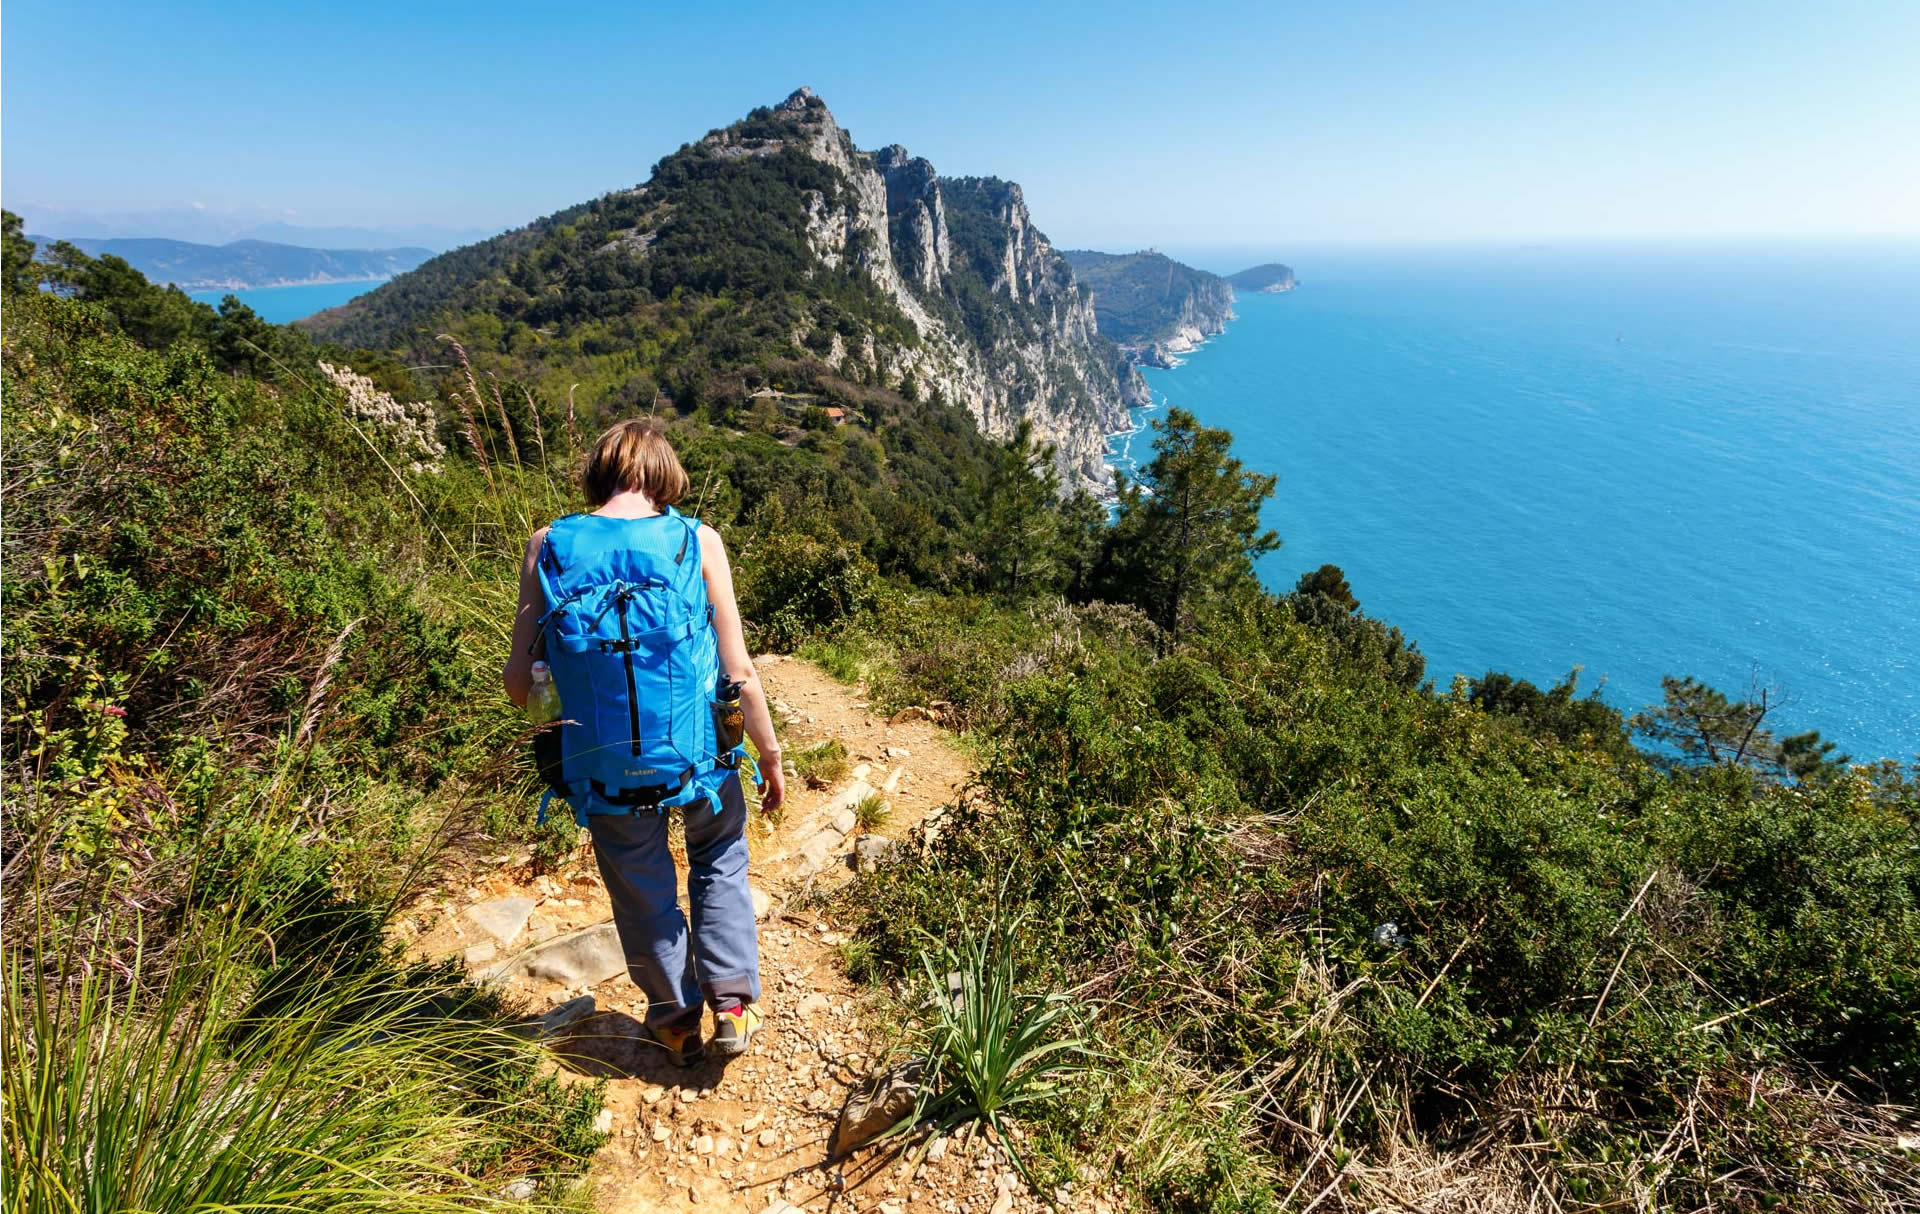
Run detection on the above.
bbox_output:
[969,421,1066,596]
[1633,674,1850,780]
[2,209,39,294]
[1285,562,1427,689]
[1469,668,1634,759]
[1099,407,1279,647]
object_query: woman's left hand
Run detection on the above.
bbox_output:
[756,755,786,814]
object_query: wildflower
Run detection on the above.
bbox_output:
[317,361,447,472]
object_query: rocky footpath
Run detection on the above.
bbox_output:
[394,656,1117,1214]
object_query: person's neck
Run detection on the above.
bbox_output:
[594,490,663,519]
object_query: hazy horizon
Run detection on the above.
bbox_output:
[6,0,1917,251]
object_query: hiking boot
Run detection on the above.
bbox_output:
[646,1018,704,1067]
[709,1003,763,1057]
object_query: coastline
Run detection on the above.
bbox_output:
[174,273,390,293]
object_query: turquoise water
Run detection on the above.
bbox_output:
[187,278,382,323]
[1115,243,1920,762]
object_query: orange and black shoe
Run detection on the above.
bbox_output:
[709,1002,763,1057]
[645,1018,704,1067]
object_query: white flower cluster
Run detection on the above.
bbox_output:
[317,361,447,473]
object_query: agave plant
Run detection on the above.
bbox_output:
[909,917,1096,1191]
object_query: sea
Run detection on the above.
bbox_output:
[1112,242,1920,763]
[187,278,382,323]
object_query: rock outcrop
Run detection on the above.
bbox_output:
[738,89,1146,492]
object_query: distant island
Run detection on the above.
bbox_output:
[26,234,432,292]
[1226,262,1297,293]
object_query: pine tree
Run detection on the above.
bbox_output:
[1100,407,1278,648]
[971,420,1062,596]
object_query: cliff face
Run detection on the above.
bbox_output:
[1060,249,1236,367]
[742,89,1144,491]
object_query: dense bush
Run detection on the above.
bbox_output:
[828,411,1920,1210]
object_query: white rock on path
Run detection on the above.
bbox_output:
[464,896,535,945]
[485,920,626,986]
[752,886,774,921]
[796,992,832,1017]
[510,994,598,1041]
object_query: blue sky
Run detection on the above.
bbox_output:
[5,0,1917,249]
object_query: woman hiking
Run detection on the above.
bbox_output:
[504,418,785,1065]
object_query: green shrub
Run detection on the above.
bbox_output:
[733,531,883,651]
[794,738,850,789]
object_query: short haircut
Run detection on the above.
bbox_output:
[581,418,690,508]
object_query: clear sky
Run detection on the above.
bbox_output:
[5,0,1917,249]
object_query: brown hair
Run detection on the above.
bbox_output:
[581,418,690,508]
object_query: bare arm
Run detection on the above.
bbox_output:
[502,526,549,708]
[700,525,785,811]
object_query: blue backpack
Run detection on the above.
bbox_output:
[532,509,746,825]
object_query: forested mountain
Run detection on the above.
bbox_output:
[27,234,431,290]
[1061,248,1236,366]
[304,88,1146,491]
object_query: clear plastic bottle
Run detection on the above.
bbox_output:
[527,660,563,725]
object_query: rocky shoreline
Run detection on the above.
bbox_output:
[181,273,392,292]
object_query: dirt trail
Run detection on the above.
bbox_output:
[399,657,1071,1214]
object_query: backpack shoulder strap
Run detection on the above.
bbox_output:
[668,507,701,568]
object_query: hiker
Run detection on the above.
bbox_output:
[504,417,785,1064]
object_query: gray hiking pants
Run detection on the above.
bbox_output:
[585,771,761,1029]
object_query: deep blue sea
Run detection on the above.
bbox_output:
[187,278,381,323]
[1114,243,1920,762]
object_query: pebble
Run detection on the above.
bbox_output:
[758,1128,779,1147]
[796,992,832,1017]
[652,1122,672,1143]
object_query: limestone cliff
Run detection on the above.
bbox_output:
[724,88,1145,491]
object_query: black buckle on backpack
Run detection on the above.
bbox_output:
[588,764,698,811]
[589,778,672,809]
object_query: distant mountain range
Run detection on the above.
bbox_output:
[28,235,434,292]
[8,204,499,253]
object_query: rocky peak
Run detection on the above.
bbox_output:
[873,146,950,291]
[776,86,816,112]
